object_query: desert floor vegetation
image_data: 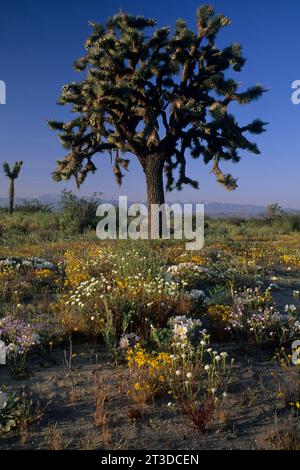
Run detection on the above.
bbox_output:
[0,208,300,450]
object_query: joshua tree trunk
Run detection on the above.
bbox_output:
[142,155,165,238]
[2,161,23,214]
[8,178,14,214]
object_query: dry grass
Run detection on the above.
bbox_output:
[280,369,300,406]
[19,426,30,446]
[216,408,231,425]
[241,387,259,407]
[266,415,300,450]
[45,423,65,450]
[79,431,100,450]
[92,374,111,448]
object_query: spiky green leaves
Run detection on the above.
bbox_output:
[197,5,215,28]
[197,4,231,41]
[2,161,23,180]
[243,119,268,135]
[49,5,266,194]
[236,84,267,104]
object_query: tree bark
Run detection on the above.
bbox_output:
[8,178,14,215]
[142,155,165,238]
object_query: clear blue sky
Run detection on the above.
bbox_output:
[0,0,299,208]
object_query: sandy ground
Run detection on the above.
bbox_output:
[0,268,299,450]
[0,340,292,450]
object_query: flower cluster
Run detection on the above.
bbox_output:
[207,304,232,340]
[119,332,140,350]
[66,276,109,308]
[169,315,204,347]
[0,316,41,373]
[208,304,232,323]
[0,265,15,281]
[281,254,300,268]
[165,262,211,287]
[34,269,54,280]
[125,345,172,404]
[127,346,172,369]
[284,304,297,314]
[224,288,300,345]
[163,316,232,431]
[0,257,55,271]
[57,245,192,336]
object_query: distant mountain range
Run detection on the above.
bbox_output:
[0,195,299,218]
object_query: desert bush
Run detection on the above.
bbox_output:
[0,388,42,436]
[163,316,231,431]
[15,199,53,214]
[124,346,172,405]
[58,190,102,235]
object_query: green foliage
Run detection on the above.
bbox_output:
[102,301,119,363]
[1,199,299,248]
[0,389,35,435]
[49,5,266,194]
[15,199,53,214]
[2,161,23,180]
[0,191,103,245]
[58,189,102,234]
[203,214,300,243]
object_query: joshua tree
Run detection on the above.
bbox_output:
[2,161,23,214]
[49,5,266,233]
[266,203,285,219]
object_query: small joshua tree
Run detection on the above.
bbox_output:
[2,161,23,214]
[266,203,285,219]
[49,5,267,234]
